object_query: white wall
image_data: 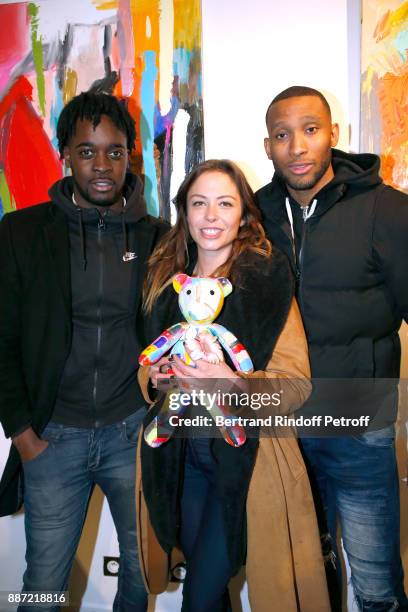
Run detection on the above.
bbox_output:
[201,0,353,189]
[0,1,364,611]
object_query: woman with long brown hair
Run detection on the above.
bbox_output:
[137,160,330,612]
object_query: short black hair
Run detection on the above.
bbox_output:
[56,92,136,158]
[265,86,331,125]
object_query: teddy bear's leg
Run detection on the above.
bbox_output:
[201,398,247,447]
[184,330,224,363]
[144,391,188,448]
[184,336,205,361]
[197,330,224,364]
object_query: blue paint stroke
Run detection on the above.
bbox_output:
[173,48,191,84]
[392,30,408,62]
[196,73,202,97]
[173,48,202,96]
[0,195,3,220]
[141,51,159,217]
[50,75,64,151]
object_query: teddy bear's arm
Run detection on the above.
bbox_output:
[138,323,188,366]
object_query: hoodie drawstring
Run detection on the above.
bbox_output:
[121,206,129,261]
[285,196,317,239]
[76,207,87,271]
[121,197,137,262]
[73,194,135,267]
[285,197,297,266]
[285,196,317,278]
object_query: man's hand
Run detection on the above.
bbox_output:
[12,427,49,463]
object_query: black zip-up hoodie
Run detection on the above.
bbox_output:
[256,148,408,380]
[51,174,148,427]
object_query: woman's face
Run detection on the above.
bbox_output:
[186,171,243,265]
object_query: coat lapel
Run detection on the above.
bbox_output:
[43,207,71,316]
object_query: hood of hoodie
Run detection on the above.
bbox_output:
[329,148,382,189]
[259,148,383,221]
[50,173,147,226]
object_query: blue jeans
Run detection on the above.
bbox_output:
[20,411,147,612]
[180,438,232,612]
[301,428,408,612]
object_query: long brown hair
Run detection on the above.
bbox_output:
[143,159,271,312]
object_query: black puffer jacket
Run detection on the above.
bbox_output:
[256,148,408,379]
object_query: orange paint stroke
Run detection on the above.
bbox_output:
[373,1,408,42]
[124,0,161,168]
[377,69,408,187]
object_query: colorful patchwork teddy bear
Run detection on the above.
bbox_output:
[139,274,254,447]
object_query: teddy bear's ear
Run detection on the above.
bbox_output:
[173,273,190,294]
[217,277,232,297]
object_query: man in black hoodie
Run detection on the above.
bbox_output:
[257,86,408,611]
[0,93,168,611]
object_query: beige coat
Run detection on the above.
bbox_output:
[136,300,331,611]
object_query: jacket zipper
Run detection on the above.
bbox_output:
[285,197,317,313]
[298,218,308,313]
[93,215,106,426]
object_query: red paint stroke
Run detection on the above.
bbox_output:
[0,3,28,65]
[0,77,62,209]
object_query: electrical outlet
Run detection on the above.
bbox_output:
[170,562,186,583]
[103,556,120,576]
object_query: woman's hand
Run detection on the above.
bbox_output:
[171,355,242,398]
[171,355,238,380]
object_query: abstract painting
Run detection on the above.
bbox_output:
[361,0,408,192]
[0,0,204,219]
